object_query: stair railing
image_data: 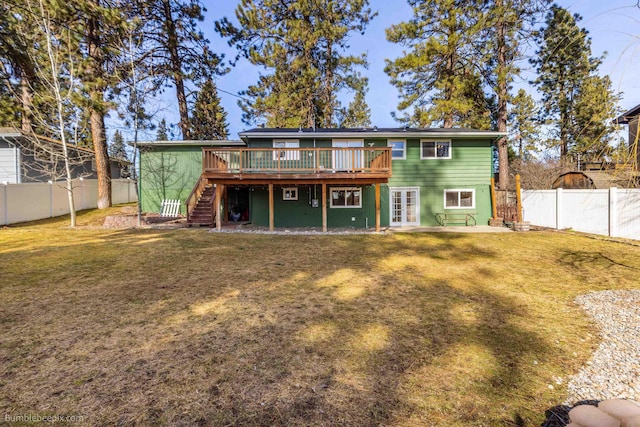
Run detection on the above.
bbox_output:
[185,176,208,223]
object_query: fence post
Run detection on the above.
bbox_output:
[2,183,7,225]
[609,187,617,237]
[556,188,563,230]
[48,180,53,218]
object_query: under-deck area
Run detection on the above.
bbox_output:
[187,147,392,231]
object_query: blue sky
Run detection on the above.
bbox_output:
[139,0,640,140]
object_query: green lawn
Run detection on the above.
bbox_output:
[1,212,639,425]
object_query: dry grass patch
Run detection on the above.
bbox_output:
[1,221,639,425]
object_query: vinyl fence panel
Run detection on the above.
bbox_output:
[1,178,137,225]
[523,188,640,240]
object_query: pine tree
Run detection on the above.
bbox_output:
[508,89,539,160]
[109,130,128,160]
[156,118,170,141]
[481,0,549,189]
[190,79,229,139]
[140,0,226,139]
[217,0,375,128]
[338,85,371,128]
[385,0,488,128]
[572,75,620,161]
[531,6,609,161]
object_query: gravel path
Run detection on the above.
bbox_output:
[565,289,640,404]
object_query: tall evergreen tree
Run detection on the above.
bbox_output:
[481,0,549,189]
[531,5,612,161]
[572,74,620,161]
[509,89,539,160]
[217,0,375,128]
[139,0,226,139]
[385,0,488,128]
[191,79,229,139]
[80,0,133,208]
[338,85,372,128]
[1,0,53,134]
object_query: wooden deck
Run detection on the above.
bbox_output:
[201,147,392,183]
[191,147,391,233]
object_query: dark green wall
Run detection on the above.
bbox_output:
[250,185,382,229]
[139,146,202,214]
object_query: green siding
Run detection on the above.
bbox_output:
[138,136,495,227]
[247,137,493,228]
[139,146,202,214]
[388,138,493,226]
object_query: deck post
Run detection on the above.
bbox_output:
[515,174,523,223]
[375,183,381,232]
[216,184,223,231]
[223,186,229,223]
[268,183,274,231]
[322,183,327,232]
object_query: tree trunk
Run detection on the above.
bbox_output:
[323,42,334,128]
[87,11,112,208]
[90,108,112,208]
[162,0,191,139]
[19,68,33,134]
[496,15,509,190]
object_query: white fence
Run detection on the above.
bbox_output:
[522,188,640,240]
[0,178,138,225]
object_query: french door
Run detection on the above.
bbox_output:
[390,187,420,226]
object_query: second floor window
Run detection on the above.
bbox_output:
[388,140,406,159]
[421,140,451,159]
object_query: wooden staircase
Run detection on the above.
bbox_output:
[186,179,216,227]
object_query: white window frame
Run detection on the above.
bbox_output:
[388,139,406,160]
[421,139,452,159]
[330,187,362,208]
[282,187,298,201]
[273,139,300,161]
[443,189,475,209]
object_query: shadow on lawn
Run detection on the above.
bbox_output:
[0,230,552,425]
[559,250,640,272]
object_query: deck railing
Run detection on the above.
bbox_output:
[202,147,392,175]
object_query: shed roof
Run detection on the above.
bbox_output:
[553,171,630,189]
[0,127,95,154]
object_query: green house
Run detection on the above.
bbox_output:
[137,128,504,230]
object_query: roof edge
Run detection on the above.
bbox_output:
[132,140,245,147]
[239,128,506,139]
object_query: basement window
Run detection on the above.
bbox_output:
[282,187,298,201]
[330,187,362,208]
